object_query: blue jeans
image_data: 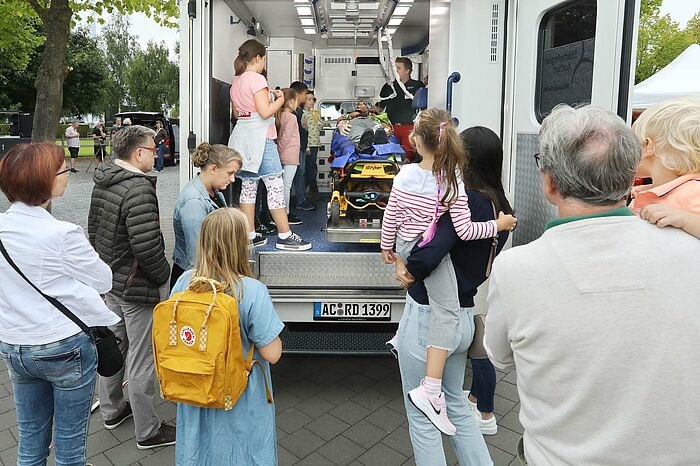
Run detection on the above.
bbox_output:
[0,333,97,466]
[469,358,496,414]
[156,143,166,171]
[305,147,319,191]
[292,149,306,205]
[397,295,492,466]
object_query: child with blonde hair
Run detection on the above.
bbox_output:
[381,108,516,435]
[630,96,700,214]
[171,208,284,465]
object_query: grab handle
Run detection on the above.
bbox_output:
[446,72,461,113]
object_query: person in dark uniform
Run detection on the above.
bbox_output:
[379,57,425,162]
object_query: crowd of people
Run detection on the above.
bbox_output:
[0,35,698,466]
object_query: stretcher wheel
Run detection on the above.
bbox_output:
[330,200,341,227]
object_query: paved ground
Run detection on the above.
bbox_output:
[0,159,523,466]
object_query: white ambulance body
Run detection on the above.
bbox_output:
[179,0,640,354]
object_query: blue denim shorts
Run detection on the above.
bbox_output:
[237,138,283,180]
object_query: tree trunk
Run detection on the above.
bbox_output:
[30,0,72,142]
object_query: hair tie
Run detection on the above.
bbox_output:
[439,122,447,143]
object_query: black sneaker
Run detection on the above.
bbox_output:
[137,423,176,450]
[287,213,303,225]
[296,200,316,211]
[250,233,268,248]
[276,233,311,251]
[104,403,133,430]
[358,128,375,152]
[374,128,389,145]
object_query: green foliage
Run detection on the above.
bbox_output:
[636,0,699,84]
[0,1,43,77]
[124,41,178,112]
[102,13,138,116]
[63,27,109,115]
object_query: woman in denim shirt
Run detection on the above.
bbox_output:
[171,143,242,288]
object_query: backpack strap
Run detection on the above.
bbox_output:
[245,345,273,404]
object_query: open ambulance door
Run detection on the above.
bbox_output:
[504,0,639,246]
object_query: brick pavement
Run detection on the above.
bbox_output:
[0,159,524,465]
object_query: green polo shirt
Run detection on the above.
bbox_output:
[544,207,635,231]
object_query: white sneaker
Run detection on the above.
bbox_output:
[473,412,498,435]
[464,390,478,411]
[386,333,399,358]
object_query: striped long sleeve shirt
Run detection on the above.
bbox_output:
[380,164,498,250]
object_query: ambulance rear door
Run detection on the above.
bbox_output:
[504,0,639,245]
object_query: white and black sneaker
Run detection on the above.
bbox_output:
[250,233,268,248]
[276,233,311,251]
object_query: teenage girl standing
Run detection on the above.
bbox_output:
[275,88,303,226]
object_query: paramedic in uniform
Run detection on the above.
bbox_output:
[379,57,425,162]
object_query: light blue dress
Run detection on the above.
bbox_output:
[171,270,284,466]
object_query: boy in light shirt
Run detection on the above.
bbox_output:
[630,96,700,214]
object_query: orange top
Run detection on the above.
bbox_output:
[630,173,700,215]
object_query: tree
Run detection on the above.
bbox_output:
[0,26,109,116]
[125,41,178,113]
[63,28,109,116]
[636,0,698,83]
[0,1,43,79]
[102,13,138,117]
[12,0,177,141]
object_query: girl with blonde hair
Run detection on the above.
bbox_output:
[171,207,284,465]
[171,142,242,288]
[631,96,700,214]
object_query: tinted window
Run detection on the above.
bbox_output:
[536,0,597,122]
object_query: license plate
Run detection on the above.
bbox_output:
[313,302,391,321]
[360,163,385,176]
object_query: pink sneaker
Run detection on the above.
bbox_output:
[408,381,456,435]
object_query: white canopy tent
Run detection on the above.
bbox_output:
[633,44,700,110]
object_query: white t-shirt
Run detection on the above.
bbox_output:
[65,126,80,148]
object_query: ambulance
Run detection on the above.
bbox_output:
[179,0,640,353]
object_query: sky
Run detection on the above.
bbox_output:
[123,0,698,51]
[660,0,698,28]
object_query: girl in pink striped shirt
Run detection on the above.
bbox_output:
[381,108,516,435]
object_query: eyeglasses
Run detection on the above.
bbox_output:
[139,146,158,152]
[56,168,71,176]
[533,152,541,168]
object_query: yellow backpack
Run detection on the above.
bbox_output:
[152,276,272,410]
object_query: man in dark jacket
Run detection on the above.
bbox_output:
[88,125,175,449]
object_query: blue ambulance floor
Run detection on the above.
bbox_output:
[0,161,523,466]
[256,193,381,253]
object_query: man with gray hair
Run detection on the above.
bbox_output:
[88,125,175,449]
[484,105,700,465]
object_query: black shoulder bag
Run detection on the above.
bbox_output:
[0,238,123,377]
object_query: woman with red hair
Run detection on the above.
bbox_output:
[0,143,120,465]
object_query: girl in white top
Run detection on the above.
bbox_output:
[381,108,516,435]
[0,143,119,466]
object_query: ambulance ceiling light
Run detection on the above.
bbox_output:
[393,6,410,16]
[296,6,313,16]
[300,18,315,26]
[304,28,317,35]
[399,0,413,3]
[388,17,403,26]
[294,0,309,3]
[386,28,397,35]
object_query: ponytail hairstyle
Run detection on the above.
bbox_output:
[275,87,298,135]
[236,39,266,73]
[411,108,465,205]
[191,142,243,170]
[460,126,513,215]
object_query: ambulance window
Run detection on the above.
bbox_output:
[535,0,597,122]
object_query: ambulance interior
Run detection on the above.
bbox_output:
[209,0,431,252]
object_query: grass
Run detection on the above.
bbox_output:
[56,139,111,158]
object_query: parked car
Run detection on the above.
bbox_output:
[114,112,179,165]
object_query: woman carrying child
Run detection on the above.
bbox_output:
[171,208,284,465]
[381,108,516,436]
[228,39,311,250]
